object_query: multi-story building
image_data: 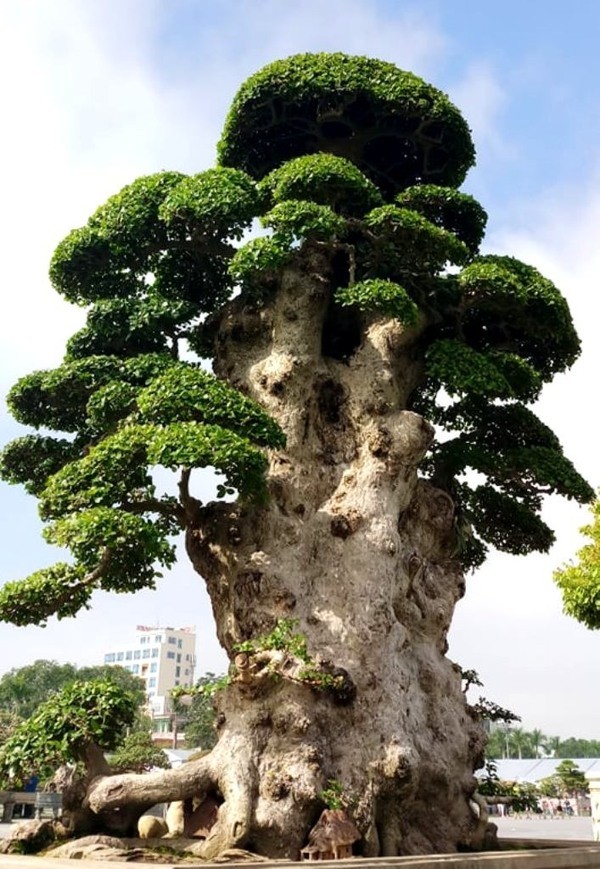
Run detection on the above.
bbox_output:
[103,625,196,718]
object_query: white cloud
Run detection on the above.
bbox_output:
[0,0,449,675]
[450,61,512,164]
[2,0,597,741]
[449,176,600,739]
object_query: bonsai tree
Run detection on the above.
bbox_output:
[539,759,588,798]
[0,679,144,833]
[0,53,592,857]
[109,731,170,775]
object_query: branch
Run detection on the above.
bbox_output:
[78,740,112,779]
[41,549,113,615]
[85,547,112,584]
[178,467,203,522]
[86,753,215,812]
[123,497,185,526]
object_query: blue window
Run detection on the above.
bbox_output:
[150,663,157,673]
[167,651,176,659]
[155,635,162,643]
[104,653,115,663]
[142,649,151,658]
[116,652,124,662]
[168,637,176,645]
[125,651,132,660]
[133,650,141,660]
[178,639,183,649]
[148,678,156,688]
[131,664,139,674]
[151,648,159,658]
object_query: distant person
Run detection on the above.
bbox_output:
[22,775,38,818]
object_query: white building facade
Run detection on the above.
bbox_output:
[103,625,196,717]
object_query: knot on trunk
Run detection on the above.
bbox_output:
[232,637,356,705]
[330,510,363,539]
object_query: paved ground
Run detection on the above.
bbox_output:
[494,814,594,841]
[0,815,595,844]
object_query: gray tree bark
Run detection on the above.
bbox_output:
[88,248,487,858]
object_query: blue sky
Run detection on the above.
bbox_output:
[0,0,599,740]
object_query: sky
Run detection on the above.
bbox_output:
[0,0,599,740]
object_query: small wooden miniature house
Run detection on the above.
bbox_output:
[301,808,360,861]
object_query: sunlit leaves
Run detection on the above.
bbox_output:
[146,422,269,502]
[0,680,137,783]
[136,364,286,449]
[49,170,238,309]
[395,185,487,255]
[8,357,121,431]
[39,426,152,519]
[218,52,475,194]
[65,296,196,360]
[260,153,383,216]
[364,205,469,273]
[426,340,536,400]
[228,236,291,295]
[159,167,259,240]
[0,435,79,495]
[335,279,419,324]
[50,172,186,304]
[554,498,600,629]
[0,563,92,627]
[458,256,580,379]
[44,507,176,591]
[262,200,347,243]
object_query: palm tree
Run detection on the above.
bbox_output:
[530,728,546,758]
[510,727,527,760]
[543,735,562,758]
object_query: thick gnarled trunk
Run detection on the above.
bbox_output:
[89,251,487,857]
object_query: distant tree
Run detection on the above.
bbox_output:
[558,737,600,758]
[543,735,563,757]
[109,730,170,774]
[529,728,546,758]
[179,673,223,750]
[0,660,78,718]
[77,665,146,709]
[486,727,600,762]
[554,497,600,628]
[510,727,527,760]
[0,709,21,745]
[484,728,506,760]
[0,660,145,720]
[539,759,588,797]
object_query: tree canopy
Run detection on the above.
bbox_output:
[0,50,592,627]
[0,679,137,786]
[0,660,145,720]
